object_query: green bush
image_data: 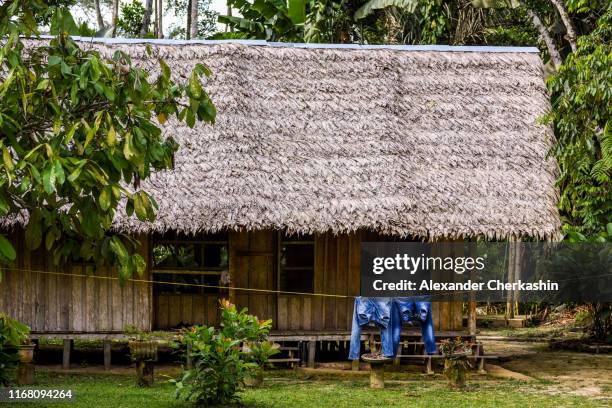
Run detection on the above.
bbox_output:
[172,300,276,406]
[0,314,30,386]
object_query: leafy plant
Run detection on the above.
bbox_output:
[545,6,612,235]
[172,300,275,405]
[0,1,216,282]
[0,314,30,386]
[439,337,472,388]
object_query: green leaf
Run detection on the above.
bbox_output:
[43,164,57,194]
[55,160,65,185]
[50,7,79,35]
[189,72,203,99]
[133,192,147,221]
[48,55,62,66]
[288,0,306,25]
[0,235,16,262]
[99,187,111,211]
[133,254,146,277]
[354,0,418,20]
[607,223,612,237]
[109,236,129,262]
[2,147,14,171]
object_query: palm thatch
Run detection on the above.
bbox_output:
[17,40,563,240]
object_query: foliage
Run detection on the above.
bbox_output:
[166,0,219,39]
[0,1,216,282]
[354,0,417,20]
[215,0,304,41]
[116,0,152,37]
[545,6,612,235]
[556,224,612,342]
[0,314,30,386]
[172,300,274,406]
[439,337,472,388]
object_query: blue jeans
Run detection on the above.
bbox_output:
[392,298,437,355]
[348,297,395,360]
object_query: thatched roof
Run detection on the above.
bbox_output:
[20,40,564,240]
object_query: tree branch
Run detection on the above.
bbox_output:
[549,0,578,52]
[527,9,563,70]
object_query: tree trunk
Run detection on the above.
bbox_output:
[186,0,192,39]
[548,0,577,52]
[111,0,119,37]
[157,0,164,38]
[141,0,154,37]
[190,0,199,39]
[527,9,562,69]
[225,5,233,32]
[94,0,104,30]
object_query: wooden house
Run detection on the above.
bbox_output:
[0,40,560,343]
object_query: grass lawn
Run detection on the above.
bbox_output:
[2,370,606,408]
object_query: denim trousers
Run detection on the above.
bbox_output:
[348,297,437,360]
[348,297,395,360]
[392,298,437,355]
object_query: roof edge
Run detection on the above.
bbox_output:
[38,35,540,53]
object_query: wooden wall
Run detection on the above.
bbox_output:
[229,230,463,332]
[0,231,152,332]
[154,294,219,329]
[229,230,277,324]
[1,228,464,333]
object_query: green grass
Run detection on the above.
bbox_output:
[2,371,604,408]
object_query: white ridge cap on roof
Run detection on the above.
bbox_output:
[36,35,540,53]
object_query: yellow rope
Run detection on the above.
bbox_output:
[1,266,352,299]
[2,266,611,301]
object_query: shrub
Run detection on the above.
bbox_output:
[172,300,276,406]
[0,314,30,386]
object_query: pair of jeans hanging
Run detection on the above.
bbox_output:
[392,297,437,355]
[348,297,395,360]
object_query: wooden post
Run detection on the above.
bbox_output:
[103,340,111,371]
[369,362,385,389]
[513,241,522,317]
[478,357,486,374]
[62,339,72,370]
[468,241,477,336]
[392,357,401,371]
[136,360,154,386]
[351,359,360,371]
[17,363,35,385]
[425,356,434,375]
[307,340,316,368]
[506,239,516,319]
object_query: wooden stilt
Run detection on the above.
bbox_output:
[425,356,434,375]
[17,363,35,385]
[62,339,72,370]
[103,340,111,371]
[369,362,385,388]
[308,341,316,368]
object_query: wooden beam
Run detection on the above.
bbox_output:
[62,339,72,370]
[103,340,111,370]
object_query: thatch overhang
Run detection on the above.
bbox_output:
[8,39,562,240]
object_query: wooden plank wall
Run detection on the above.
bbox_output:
[154,294,219,329]
[229,230,276,324]
[276,232,361,331]
[0,231,152,332]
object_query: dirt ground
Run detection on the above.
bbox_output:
[481,338,612,399]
